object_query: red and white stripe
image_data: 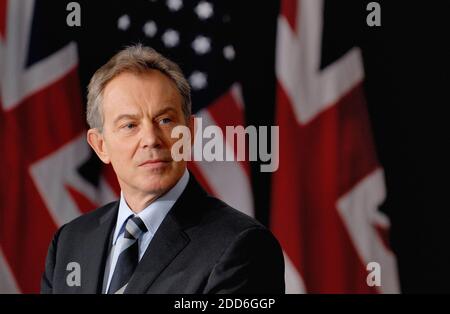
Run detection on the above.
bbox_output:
[188,83,254,218]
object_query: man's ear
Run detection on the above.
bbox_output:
[87,129,111,164]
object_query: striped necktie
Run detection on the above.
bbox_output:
[107,215,148,294]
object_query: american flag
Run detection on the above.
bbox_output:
[0,0,399,293]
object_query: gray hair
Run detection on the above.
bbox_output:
[86,44,191,132]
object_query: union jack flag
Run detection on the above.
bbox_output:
[273,0,399,292]
[0,0,118,292]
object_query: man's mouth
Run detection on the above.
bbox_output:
[138,159,171,167]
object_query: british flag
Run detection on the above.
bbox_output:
[0,0,399,293]
[273,0,399,293]
[0,0,118,292]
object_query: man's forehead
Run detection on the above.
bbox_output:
[104,70,179,96]
[112,103,178,118]
[102,71,182,111]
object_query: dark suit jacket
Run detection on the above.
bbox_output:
[41,174,285,294]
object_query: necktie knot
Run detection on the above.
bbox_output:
[123,215,147,240]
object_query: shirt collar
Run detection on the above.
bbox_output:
[113,169,190,244]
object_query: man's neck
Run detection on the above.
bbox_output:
[121,191,163,214]
[119,169,188,213]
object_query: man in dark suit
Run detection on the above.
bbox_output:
[41,44,285,294]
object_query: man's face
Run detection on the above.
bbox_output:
[89,70,193,198]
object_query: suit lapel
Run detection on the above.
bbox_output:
[125,213,189,293]
[80,202,118,293]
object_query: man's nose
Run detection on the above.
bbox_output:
[140,122,163,149]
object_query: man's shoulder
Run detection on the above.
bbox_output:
[188,193,269,241]
[60,201,118,234]
[205,195,262,227]
[179,193,283,272]
[175,175,268,237]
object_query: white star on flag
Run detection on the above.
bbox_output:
[117,14,131,31]
[143,21,158,38]
[195,1,214,20]
[189,71,208,90]
[161,29,180,48]
[166,0,183,12]
[223,45,235,60]
[192,36,211,55]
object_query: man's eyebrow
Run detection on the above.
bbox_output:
[112,104,180,124]
[153,105,178,117]
[113,114,140,124]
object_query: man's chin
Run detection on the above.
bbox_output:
[138,175,179,194]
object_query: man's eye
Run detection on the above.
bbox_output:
[123,123,136,129]
[159,118,172,125]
